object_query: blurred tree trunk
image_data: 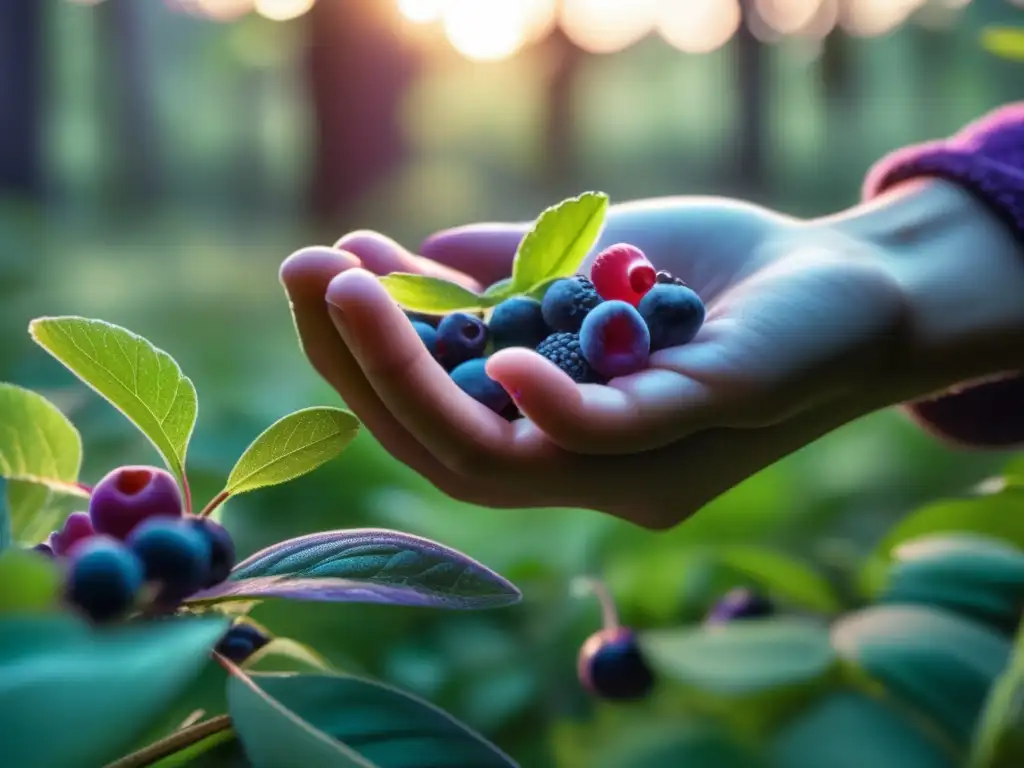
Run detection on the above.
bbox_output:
[734,0,767,197]
[96,0,162,208]
[0,0,43,197]
[305,1,418,220]
[544,27,584,189]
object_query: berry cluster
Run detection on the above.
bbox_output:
[30,465,236,626]
[406,243,705,417]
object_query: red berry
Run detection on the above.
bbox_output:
[590,244,655,306]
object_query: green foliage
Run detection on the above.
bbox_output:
[0,549,62,614]
[716,546,842,614]
[29,317,199,488]
[0,614,228,768]
[969,622,1024,768]
[981,27,1024,61]
[223,407,360,497]
[380,192,608,314]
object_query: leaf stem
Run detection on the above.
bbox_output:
[75,482,93,496]
[572,576,620,632]
[198,489,229,518]
[102,715,233,768]
[182,474,193,515]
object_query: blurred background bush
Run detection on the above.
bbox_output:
[0,0,1022,764]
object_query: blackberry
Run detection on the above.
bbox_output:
[541,276,602,333]
[536,332,603,384]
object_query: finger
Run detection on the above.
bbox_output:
[325,268,564,480]
[419,223,529,287]
[335,230,484,293]
[279,247,518,505]
[484,338,725,455]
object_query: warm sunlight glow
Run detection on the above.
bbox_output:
[523,0,559,43]
[442,0,528,61]
[840,0,926,36]
[253,0,314,21]
[398,0,441,24]
[755,0,823,34]
[656,0,742,53]
[194,0,253,20]
[560,0,659,54]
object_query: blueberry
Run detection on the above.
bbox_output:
[65,536,144,623]
[637,283,706,352]
[187,517,236,588]
[51,512,96,557]
[216,623,271,664]
[411,321,439,358]
[89,465,183,541]
[704,587,774,626]
[577,628,655,701]
[488,297,550,350]
[127,518,212,603]
[579,300,651,379]
[436,312,489,369]
[450,358,511,414]
[541,276,602,333]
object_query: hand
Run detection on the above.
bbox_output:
[279,192,927,529]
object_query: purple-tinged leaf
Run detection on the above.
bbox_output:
[186,529,521,610]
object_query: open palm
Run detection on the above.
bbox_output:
[280,197,910,528]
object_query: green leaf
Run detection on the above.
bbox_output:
[771,690,954,768]
[717,546,842,614]
[594,721,765,768]
[379,274,483,314]
[640,618,838,706]
[0,549,62,614]
[968,623,1024,768]
[28,317,198,485]
[0,614,229,768]
[237,672,519,767]
[832,604,1011,747]
[227,672,374,768]
[0,383,87,548]
[149,728,247,768]
[509,192,608,294]
[224,407,360,496]
[244,637,335,674]
[5,479,79,547]
[981,27,1024,62]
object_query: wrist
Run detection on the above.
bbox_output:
[824,179,1024,394]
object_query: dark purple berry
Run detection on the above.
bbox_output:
[411,321,439,358]
[127,518,212,603]
[578,627,655,701]
[436,312,489,370]
[51,512,96,557]
[637,283,706,352]
[89,465,183,541]
[704,588,774,626]
[579,300,650,378]
[536,332,602,384]
[488,297,550,350]
[188,517,236,588]
[541,276,602,333]
[65,536,143,623]
[450,358,511,414]
[216,622,271,663]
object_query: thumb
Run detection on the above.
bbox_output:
[419,222,530,288]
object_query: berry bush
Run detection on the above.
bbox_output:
[0,316,522,767]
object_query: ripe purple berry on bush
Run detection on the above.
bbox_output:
[436,312,489,370]
[188,517,237,588]
[216,622,272,663]
[450,358,511,415]
[89,465,183,541]
[579,300,651,379]
[489,297,550,350]
[51,511,96,557]
[65,536,144,624]
[127,518,212,604]
[578,627,656,702]
[637,283,706,352]
[541,276,602,333]
[704,587,774,626]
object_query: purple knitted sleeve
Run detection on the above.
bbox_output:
[862,103,1024,449]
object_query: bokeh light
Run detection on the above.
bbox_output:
[398,0,441,25]
[441,0,529,61]
[253,0,315,21]
[656,0,742,54]
[194,0,254,21]
[560,0,659,54]
[755,0,823,35]
[840,0,927,37]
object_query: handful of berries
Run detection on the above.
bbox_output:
[406,244,706,418]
